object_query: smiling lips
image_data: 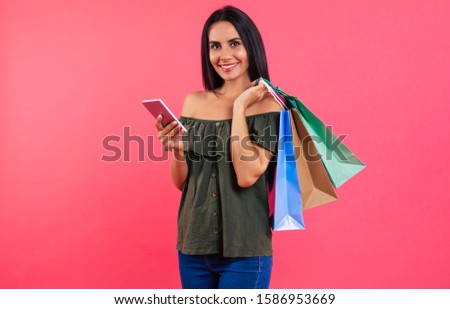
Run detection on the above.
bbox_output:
[219,63,238,73]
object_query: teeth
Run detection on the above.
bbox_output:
[221,63,237,69]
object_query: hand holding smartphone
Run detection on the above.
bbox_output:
[142,98,187,132]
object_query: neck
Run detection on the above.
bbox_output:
[216,75,252,100]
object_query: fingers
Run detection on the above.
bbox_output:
[155,115,178,136]
[257,80,267,90]
[155,117,186,149]
[154,114,165,131]
[257,82,268,100]
[250,77,262,86]
[158,121,179,140]
[248,81,268,101]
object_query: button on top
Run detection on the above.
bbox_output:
[212,211,217,216]
[211,173,216,178]
[211,192,217,197]
[215,122,220,127]
[213,229,219,235]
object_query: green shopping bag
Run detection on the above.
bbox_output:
[259,78,366,188]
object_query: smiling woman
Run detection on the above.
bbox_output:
[208,23,249,82]
[201,7,270,92]
[154,5,282,289]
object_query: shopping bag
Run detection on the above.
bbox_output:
[261,78,366,188]
[290,97,365,188]
[289,108,338,209]
[273,110,305,231]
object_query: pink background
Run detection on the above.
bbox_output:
[1,0,449,288]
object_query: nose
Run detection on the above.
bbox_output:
[219,45,233,61]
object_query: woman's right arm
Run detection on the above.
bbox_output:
[154,116,186,190]
[169,147,187,191]
[155,92,197,191]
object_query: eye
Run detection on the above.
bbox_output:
[210,43,221,50]
[230,41,241,47]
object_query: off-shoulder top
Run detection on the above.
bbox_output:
[176,112,280,257]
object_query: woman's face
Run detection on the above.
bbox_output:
[208,21,250,84]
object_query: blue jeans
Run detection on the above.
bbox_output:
[178,251,272,289]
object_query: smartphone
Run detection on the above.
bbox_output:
[142,98,187,131]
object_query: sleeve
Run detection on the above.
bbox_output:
[248,112,280,155]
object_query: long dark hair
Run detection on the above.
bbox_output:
[201,6,270,91]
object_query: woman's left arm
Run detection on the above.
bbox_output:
[231,83,281,188]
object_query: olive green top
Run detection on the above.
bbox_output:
[177,112,280,257]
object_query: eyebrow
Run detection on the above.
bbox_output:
[209,37,242,44]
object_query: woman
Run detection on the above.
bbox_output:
[155,5,282,289]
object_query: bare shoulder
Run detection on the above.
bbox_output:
[247,95,284,116]
[262,95,284,112]
[181,91,208,117]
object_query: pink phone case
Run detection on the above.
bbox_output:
[142,98,187,131]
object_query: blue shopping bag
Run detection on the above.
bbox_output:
[273,110,305,231]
